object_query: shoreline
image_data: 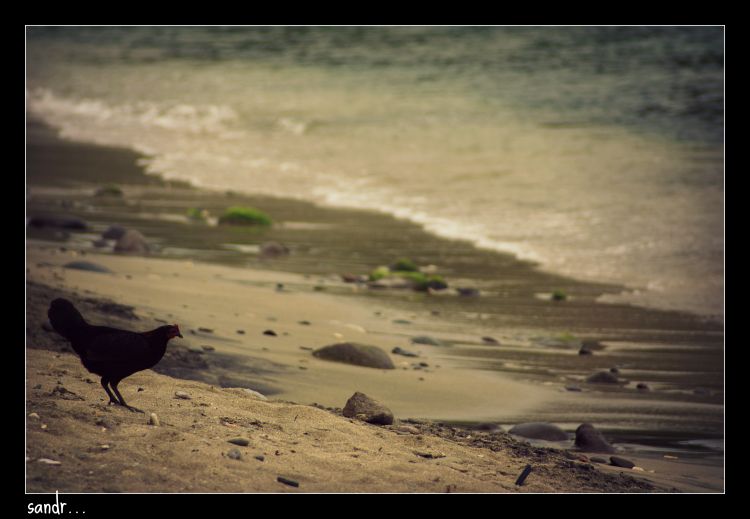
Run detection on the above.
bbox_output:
[25,117,724,492]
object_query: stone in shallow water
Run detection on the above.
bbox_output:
[411,336,446,346]
[313,343,395,369]
[574,423,615,453]
[586,371,621,384]
[610,456,636,469]
[114,229,149,254]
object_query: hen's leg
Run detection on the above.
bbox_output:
[100,377,118,405]
[110,379,144,413]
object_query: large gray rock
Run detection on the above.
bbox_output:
[312,343,395,369]
[509,422,568,441]
[342,392,394,425]
[574,423,616,453]
[114,229,149,254]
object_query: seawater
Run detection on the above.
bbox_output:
[26,26,724,319]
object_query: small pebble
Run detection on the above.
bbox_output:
[149,413,160,426]
[227,449,242,460]
[228,438,250,447]
[174,391,191,400]
[28,412,40,420]
[263,330,277,336]
[255,455,265,462]
[277,476,299,488]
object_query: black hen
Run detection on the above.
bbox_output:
[47,298,182,412]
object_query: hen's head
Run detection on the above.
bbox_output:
[161,324,183,340]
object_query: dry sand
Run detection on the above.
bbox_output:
[26,243,719,493]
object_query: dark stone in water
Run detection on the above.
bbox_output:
[565,385,583,392]
[342,392,394,425]
[260,242,290,258]
[114,229,149,254]
[63,261,112,274]
[391,347,419,358]
[28,214,88,230]
[482,336,500,345]
[456,287,480,297]
[509,422,568,441]
[578,345,593,355]
[574,423,615,453]
[342,273,366,283]
[411,336,446,346]
[586,371,621,384]
[313,343,394,370]
[102,225,127,240]
[636,383,650,391]
[263,330,277,336]
[610,456,636,469]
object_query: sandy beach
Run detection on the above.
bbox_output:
[27,248,702,493]
[25,117,724,493]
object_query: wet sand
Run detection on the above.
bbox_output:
[25,117,724,492]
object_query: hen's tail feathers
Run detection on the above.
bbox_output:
[48,298,88,346]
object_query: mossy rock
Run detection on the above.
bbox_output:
[390,258,419,272]
[218,206,272,226]
[551,289,568,301]
[368,265,447,290]
[186,208,210,221]
[392,271,447,291]
[369,266,391,281]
